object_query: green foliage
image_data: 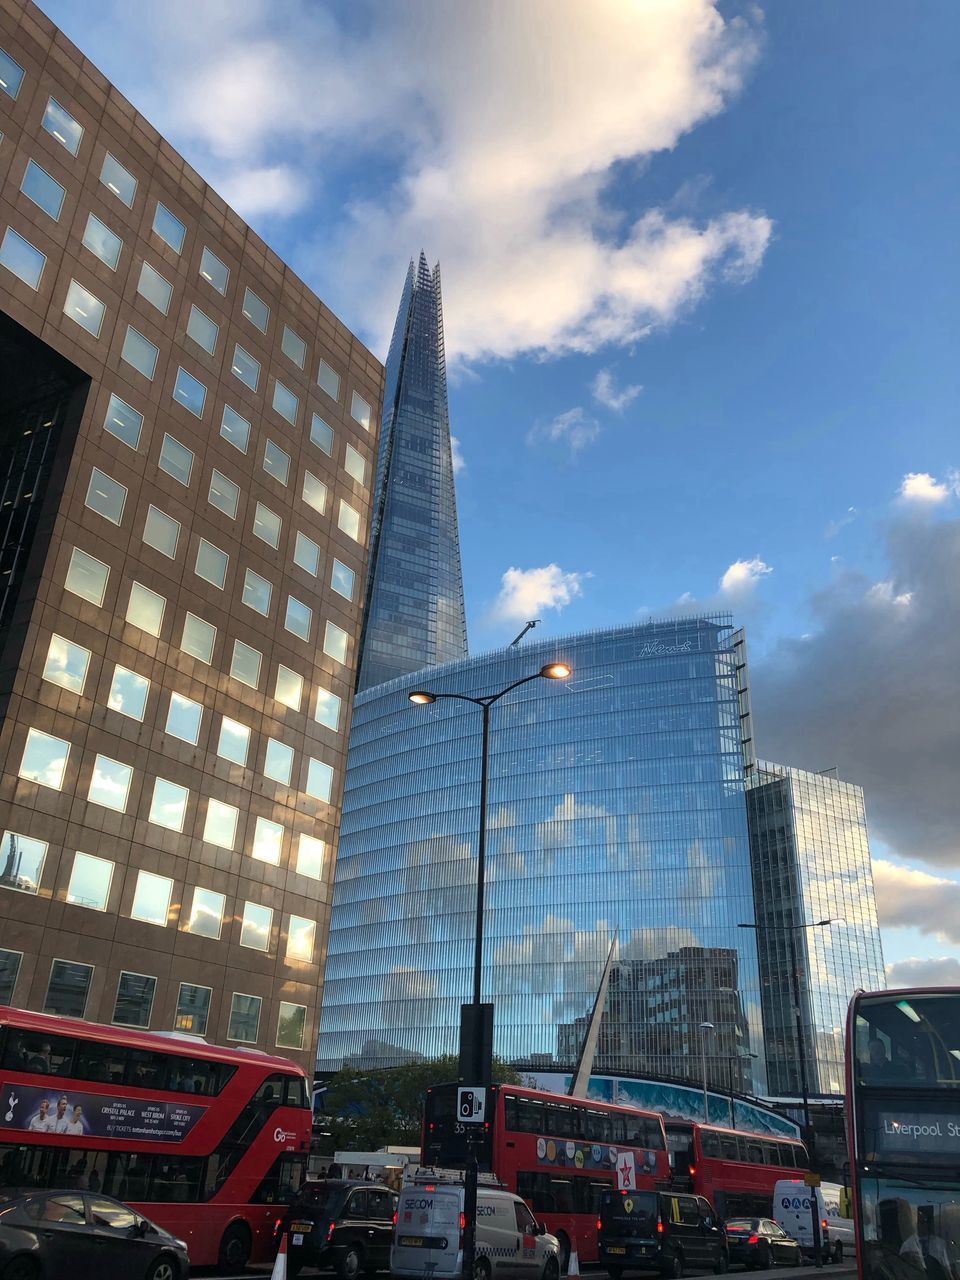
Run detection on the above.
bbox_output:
[320,1056,522,1153]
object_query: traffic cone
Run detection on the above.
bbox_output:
[566,1238,580,1277]
[271,1229,288,1280]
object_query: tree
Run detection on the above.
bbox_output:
[320,1056,522,1153]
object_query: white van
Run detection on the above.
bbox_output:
[773,1179,855,1263]
[391,1176,561,1280]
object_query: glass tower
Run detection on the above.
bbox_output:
[356,253,468,690]
[746,762,886,1096]
[318,615,768,1094]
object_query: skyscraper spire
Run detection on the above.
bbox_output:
[356,254,468,690]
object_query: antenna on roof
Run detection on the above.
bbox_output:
[509,620,540,647]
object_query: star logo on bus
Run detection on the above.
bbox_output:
[619,1159,634,1186]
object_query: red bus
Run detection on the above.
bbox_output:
[0,1006,311,1268]
[422,1082,670,1266]
[665,1120,809,1218]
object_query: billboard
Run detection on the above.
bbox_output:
[1,1082,206,1143]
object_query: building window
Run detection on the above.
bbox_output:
[66,852,113,911]
[0,227,45,289]
[274,665,303,711]
[126,582,165,635]
[81,213,122,269]
[184,888,225,940]
[253,503,281,549]
[242,568,272,616]
[21,160,65,220]
[63,280,105,337]
[240,902,272,951]
[220,405,251,453]
[103,394,142,448]
[121,326,159,380]
[317,359,340,401]
[310,414,333,455]
[228,993,261,1043]
[281,326,306,368]
[302,472,328,516]
[41,98,83,155]
[19,728,70,790]
[293,532,320,576]
[195,539,228,589]
[323,621,349,664]
[44,960,93,1019]
[65,547,109,605]
[165,692,202,744]
[230,640,261,689]
[296,834,325,880]
[351,391,372,430]
[186,305,219,354]
[158,434,194,486]
[100,153,137,206]
[314,688,341,732]
[0,48,25,99]
[143,505,180,558]
[149,778,188,832]
[0,950,21,1005]
[344,444,367,485]
[137,261,173,313]
[203,799,238,850]
[231,344,260,392]
[153,202,186,253]
[272,380,299,425]
[263,739,294,785]
[113,972,156,1028]
[43,634,90,693]
[285,596,312,642]
[180,613,216,663]
[277,1003,307,1050]
[107,665,149,720]
[331,559,356,601]
[337,499,362,542]
[286,917,315,963]
[84,468,127,524]
[242,287,269,332]
[87,754,133,812]
[173,366,206,417]
[263,439,290,485]
[208,469,240,518]
[251,817,283,866]
[0,831,47,896]
[175,982,211,1035]
[305,757,333,803]
[199,246,228,294]
[217,717,250,767]
[131,870,173,926]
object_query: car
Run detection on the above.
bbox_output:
[725,1218,802,1270]
[0,1187,189,1280]
[283,1179,398,1278]
[598,1188,728,1278]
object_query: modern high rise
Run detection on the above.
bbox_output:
[0,1,383,1069]
[356,253,467,691]
[746,762,885,1096]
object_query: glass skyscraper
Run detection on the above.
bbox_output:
[746,763,886,1096]
[318,615,769,1094]
[356,253,468,690]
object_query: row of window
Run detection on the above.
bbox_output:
[0,53,373,427]
[0,949,305,1048]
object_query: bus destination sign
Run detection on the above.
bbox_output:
[865,1104,960,1165]
[1,1081,207,1143]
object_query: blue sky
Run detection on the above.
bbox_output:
[41,0,960,983]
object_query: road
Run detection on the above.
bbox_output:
[215,1266,858,1280]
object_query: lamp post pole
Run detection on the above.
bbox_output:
[410,661,572,1280]
[699,1021,714,1123]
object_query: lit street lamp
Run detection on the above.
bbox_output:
[698,1021,715,1122]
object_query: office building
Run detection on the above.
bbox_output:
[356,253,467,691]
[746,762,885,1095]
[0,1,383,1067]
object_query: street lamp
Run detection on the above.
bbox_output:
[698,1021,714,1122]
[409,659,571,1280]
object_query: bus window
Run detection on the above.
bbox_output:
[779,1144,795,1168]
[125,1049,169,1090]
[549,1178,574,1212]
[76,1041,126,1084]
[719,1134,739,1161]
[284,1075,310,1108]
[546,1103,574,1138]
[702,1131,722,1159]
[762,1142,781,1166]
[515,1097,545,1134]
[610,1113,627,1143]
[574,1180,608,1214]
[3,1031,74,1076]
[745,1139,764,1164]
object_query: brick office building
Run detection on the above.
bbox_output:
[0,0,383,1068]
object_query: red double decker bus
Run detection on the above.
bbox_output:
[0,1006,311,1268]
[423,1083,670,1266]
[665,1120,809,1218]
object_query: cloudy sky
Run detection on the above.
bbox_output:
[42,0,960,983]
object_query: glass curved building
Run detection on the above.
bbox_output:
[318,614,769,1093]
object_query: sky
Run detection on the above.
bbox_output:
[40,0,960,986]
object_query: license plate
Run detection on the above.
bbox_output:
[400,1237,425,1247]
[291,1223,312,1233]
[608,1247,626,1255]
[292,1234,304,1246]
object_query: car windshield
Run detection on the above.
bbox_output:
[295,1184,347,1216]
[601,1191,658,1234]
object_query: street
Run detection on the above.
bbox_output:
[216,1267,858,1280]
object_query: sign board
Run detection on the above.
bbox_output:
[804,1172,821,1188]
[616,1150,636,1192]
[0,1082,206,1143]
[457,1087,486,1124]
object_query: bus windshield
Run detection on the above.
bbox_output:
[858,1176,960,1280]
[854,992,960,1089]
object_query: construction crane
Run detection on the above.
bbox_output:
[509,619,540,646]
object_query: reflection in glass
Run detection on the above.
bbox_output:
[0,228,45,289]
[251,817,283,865]
[297,835,325,880]
[126,582,165,635]
[286,916,315,962]
[19,728,70,789]
[175,982,212,1034]
[317,359,340,401]
[103,394,142,449]
[230,640,262,689]
[87,754,133,811]
[63,281,105,336]
[100,153,137,206]
[204,799,238,849]
[331,559,355,600]
[305,758,333,803]
[149,779,188,832]
[180,613,216,664]
[0,831,47,895]
[240,901,272,951]
[153,202,186,253]
[274,665,303,711]
[302,472,328,515]
[228,992,261,1042]
[314,688,341,731]
[82,214,122,269]
[130,871,172,926]
[242,569,272,615]
[43,960,93,1018]
[41,98,83,154]
[66,852,113,911]
[143,505,179,557]
[185,887,225,939]
[121,327,159,380]
[264,739,294,786]
[277,1003,307,1050]
[108,665,149,719]
[199,246,228,294]
[242,288,269,332]
[220,405,250,453]
[43,635,90,694]
[113,972,156,1027]
[65,548,109,605]
[217,717,250,766]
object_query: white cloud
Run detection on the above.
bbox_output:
[212,164,310,219]
[897,471,958,504]
[528,408,601,455]
[450,435,465,474]
[494,564,586,621]
[825,506,857,539]
[719,556,773,598]
[886,956,960,988]
[873,860,960,944]
[592,368,643,412]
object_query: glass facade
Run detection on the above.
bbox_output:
[356,253,467,690]
[746,762,885,1096]
[318,615,767,1092]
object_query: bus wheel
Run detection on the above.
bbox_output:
[218,1221,252,1272]
[832,1245,843,1265]
[556,1234,571,1273]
